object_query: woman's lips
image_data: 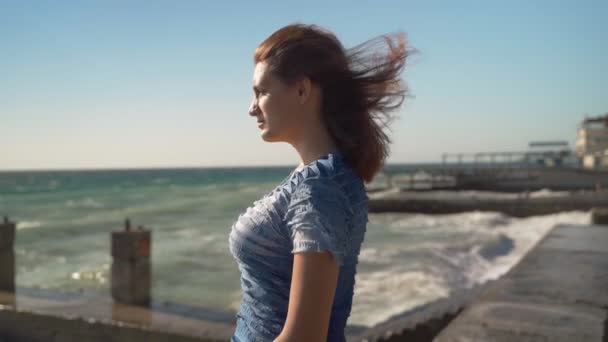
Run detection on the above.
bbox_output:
[257,121,265,128]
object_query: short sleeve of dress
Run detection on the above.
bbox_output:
[285,176,350,266]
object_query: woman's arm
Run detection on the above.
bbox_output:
[274,251,340,342]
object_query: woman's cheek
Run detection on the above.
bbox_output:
[259,97,269,113]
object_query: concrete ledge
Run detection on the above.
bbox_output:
[435,301,604,341]
[0,288,235,342]
[349,283,496,342]
[435,224,608,342]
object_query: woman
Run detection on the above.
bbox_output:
[229,23,410,342]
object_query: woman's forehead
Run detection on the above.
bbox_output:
[253,62,269,85]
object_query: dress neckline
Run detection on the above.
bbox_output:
[266,150,343,199]
[289,150,342,178]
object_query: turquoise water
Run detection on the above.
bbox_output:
[0,168,288,308]
[0,167,590,326]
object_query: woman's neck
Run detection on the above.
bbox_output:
[291,134,337,172]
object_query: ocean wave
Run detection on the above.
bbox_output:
[351,270,450,327]
[17,221,42,230]
[47,179,61,190]
[350,210,590,327]
[70,263,110,285]
[66,197,105,209]
[528,188,570,198]
[385,211,513,233]
[172,229,219,244]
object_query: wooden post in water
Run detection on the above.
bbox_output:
[385,172,393,189]
[111,218,151,306]
[0,216,16,292]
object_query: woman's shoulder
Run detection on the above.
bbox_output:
[285,152,366,203]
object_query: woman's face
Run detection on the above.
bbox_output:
[249,62,303,143]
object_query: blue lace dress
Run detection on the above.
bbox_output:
[228,151,368,341]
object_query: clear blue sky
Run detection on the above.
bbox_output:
[1,0,606,170]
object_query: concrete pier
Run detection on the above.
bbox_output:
[381,166,608,192]
[435,223,608,341]
[368,189,608,217]
[592,207,608,224]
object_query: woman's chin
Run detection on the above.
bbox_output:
[260,130,273,141]
[260,130,281,142]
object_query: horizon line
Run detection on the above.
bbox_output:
[0,160,442,173]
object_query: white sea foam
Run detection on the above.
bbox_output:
[151,177,171,185]
[528,188,570,198]
[350,270,450,327]
[66,197,104,209]
[348,210,591,327]
[16,221,42,230]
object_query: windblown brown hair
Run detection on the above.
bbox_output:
[254,24,411,182]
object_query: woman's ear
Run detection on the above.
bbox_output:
[295,76,312,105]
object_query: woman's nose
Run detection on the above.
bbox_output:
[248,99,259,117]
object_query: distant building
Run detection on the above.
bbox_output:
[576,114,608,169]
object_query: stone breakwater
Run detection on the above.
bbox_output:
[368,189,608,217]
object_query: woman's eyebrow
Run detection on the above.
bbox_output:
[252,84,266,92]
[253,77,269,90]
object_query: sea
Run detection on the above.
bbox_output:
[0,165,590,327]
